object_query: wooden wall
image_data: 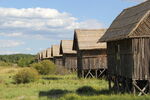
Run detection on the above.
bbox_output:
[54,57,63,67]
[132,38,150,80]
[77,49,107,70]
[63,54,77,70]
[107,38,150,80]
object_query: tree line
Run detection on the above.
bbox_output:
[0,54,36,67]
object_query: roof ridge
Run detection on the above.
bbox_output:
[75,29,106,31]
[128,10,150,37]
[124,0,149,11]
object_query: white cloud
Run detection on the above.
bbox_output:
[0,32,23,37]
[0,40,24,48]
[0,7,103,54]
[0,8,103,37]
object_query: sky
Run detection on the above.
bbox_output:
[0,0,146,55]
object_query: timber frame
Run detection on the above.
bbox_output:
[100,0,150,95]
[72,29,107,78]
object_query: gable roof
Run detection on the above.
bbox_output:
[46,48,52,58]
[73,29,106,50]
[39,52,42,59]
[100,0,150,42]
[60,40,76,54]
[37,52,40,59]
[51,45,62,57]
[42,50,47,59]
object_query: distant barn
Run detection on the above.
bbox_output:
[45,48,53,62]
[41,50,47,60]
[37,52,41,62]
[73,29,107,78]
[60,40,77,71]
[100,0,150,95]
[51,45,63,67]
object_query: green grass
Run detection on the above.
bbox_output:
[0,67,150,100]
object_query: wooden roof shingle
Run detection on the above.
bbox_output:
[60,40,76,54]
[73,29,107,50]
[100,0,150,42]
[51,45,62,57]
[46,48,52,58]
[42,50,47,59]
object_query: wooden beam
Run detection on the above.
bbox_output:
[132,81,147,96]
[138,83,148,96]
[85,70,94,78]
[98,69,106,77]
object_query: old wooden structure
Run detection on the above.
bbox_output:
[51,45,63,67]
[45,48,53,62]
[60,40,77,71]
[40,50,47,60]
[100,0,150,95]
[36,52,41,62]
[73,29,107,78]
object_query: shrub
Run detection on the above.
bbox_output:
[0,61,13,67]
[13,68,39,84]
[31,60,56,75]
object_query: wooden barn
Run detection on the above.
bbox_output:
[41,50,47,60]
[60,40,77,71]
[51,45,63,67]
[73,29,107,78]
[45,48,53,62]
[37,52,41,62]
[100,0,150,95]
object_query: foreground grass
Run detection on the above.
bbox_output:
[0,67,150,100]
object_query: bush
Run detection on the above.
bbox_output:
[31,60,56,75]
[0,61,13,67]
[13,68,39,84]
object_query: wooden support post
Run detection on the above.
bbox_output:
[149,80,150,93]
[116,77,119,92]
[98,69,106,77]
[132,80,147,96]
[138,83,148,96]
[95,70,98,78]
[108,76,111,90]
[125,78,130,93]
[132,80,136,95]
[85,69,94,78]
[82,70,84,78]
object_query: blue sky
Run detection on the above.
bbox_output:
[0,0,145,54]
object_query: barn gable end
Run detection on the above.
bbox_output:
[100,0,150,42]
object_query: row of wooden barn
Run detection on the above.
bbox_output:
[37,0,150,95]
[37,29,107,78]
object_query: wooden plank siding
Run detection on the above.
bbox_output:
[77,49,107,70]
[63,54,77,70]
[53,57,63,67]
[60,40,77,70]
[107,38,150,80]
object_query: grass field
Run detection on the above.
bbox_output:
[0,67,150,100]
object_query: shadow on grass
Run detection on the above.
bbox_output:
[42,77,62,80]
[76,86,113,96]
[39,89,72,98]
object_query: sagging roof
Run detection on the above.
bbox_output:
[51,45,62,57]
[60,40,76,54]
[73,29,107,50]
[100,0,150,42]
